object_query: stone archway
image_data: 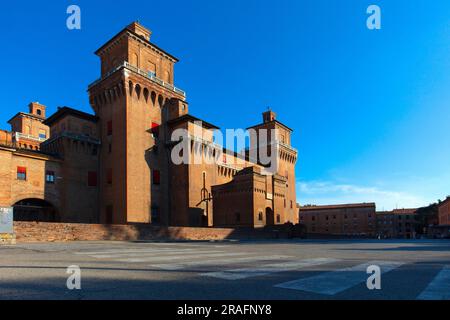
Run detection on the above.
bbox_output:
[265,207,275,226]
[12,198,59,222]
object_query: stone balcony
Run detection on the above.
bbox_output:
[88,62,186,97]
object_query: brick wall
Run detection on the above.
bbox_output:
[0,233,16,244]
[13,221,293,243]
[439,199,450,226]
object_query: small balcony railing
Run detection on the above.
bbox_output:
[88,62,186,97]
[14,132,47,142]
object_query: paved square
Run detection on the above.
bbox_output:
[1,239,449,300]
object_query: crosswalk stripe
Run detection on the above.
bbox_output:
[90,249,201,259]
[201,258,340,280]
[274,261,404,295]
[117,252,249,263]
[417,266,450,300]
[151,255,293,271]
[74,248,189,255]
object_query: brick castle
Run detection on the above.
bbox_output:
[0,22,299,228]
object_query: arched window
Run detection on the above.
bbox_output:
[135,84,141,99]
[143,88,149,102]
[158,95,164,108]
[258,212,263,221]
[128,81,134,96]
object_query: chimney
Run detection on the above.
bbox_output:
[262,110,276,123]
[29,102,47,119]
[127,21,152,41]
[167,98,189,121]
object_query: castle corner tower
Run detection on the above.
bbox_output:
[88,22,186,225]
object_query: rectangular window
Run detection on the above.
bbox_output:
[153,170,161,185]
[107,169,112,185]
[106,205,113,224]
[151,206,160,224]
[17,167,27,180]
[107,120,113,136]
[39,133,47,139]
[88,171,98,187]
[46,171,55,184]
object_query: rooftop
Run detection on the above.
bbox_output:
[167,114,219,130]
[300,203,376,211]
[7,112,45,124]
[246,119,294,133]
[94,22,179,62]
[43,107,99,126]
[377,208,419,215]
[438,197,450,207]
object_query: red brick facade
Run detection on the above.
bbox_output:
[376,209,418,239]
[13,221,298,243]
[299,203,377,237]
[438,197,450,226]
[0,22,298,229]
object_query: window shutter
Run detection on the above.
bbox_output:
[17,167,27,174]
[151,122,160,137]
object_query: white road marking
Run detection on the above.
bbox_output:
[90,249,201,259]
[275,261,404,295]
[152,255,292,271]
[417,266,450,300]
[201,258,340,280]
[74,248,180,256]
[117,252,249,263]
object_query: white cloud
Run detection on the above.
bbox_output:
[296,180,429,211]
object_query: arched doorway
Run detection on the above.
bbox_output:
[265,207,274,226]
[13,199,59,222]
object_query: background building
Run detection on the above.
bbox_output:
[376,209,418,239]
[299,203,376,237]
[438,197,450,226]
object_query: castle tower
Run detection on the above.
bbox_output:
[8,102,49,150]
[247,110,299,224]
[88,22,186,225]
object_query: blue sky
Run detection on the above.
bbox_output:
[0,0,449,210]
